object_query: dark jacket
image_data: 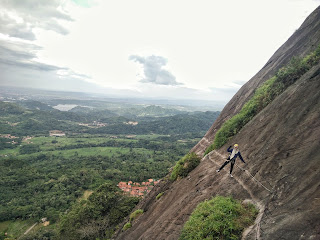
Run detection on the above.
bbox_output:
[227,146,245,163]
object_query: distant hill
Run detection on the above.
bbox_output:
[0,101,220,137]
[131,105,187,117]
[87,111,220,135]
[16,100,55,111]
[0,101,25,116]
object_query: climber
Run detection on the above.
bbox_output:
[216,144,245,177]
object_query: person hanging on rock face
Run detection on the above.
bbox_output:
[216,144,245,177]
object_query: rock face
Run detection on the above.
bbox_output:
[114,7,320,240]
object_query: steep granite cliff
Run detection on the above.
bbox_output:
[114,6,320,240]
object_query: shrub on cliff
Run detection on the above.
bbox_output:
[130,209,144,222]
[170,153,201,181]
[122,209,144,232]
[156,192,164,200]
[179,196,258,240]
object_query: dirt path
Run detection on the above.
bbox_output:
[23,223,37,235]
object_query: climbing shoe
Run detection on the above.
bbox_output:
[216,170,220,173]
[230,174,233,178]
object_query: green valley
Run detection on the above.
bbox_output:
[0,97,219,239]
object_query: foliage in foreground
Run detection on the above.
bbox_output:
[205,44,320,155]
[170,152,201,181]
[57,182,139,240]
[179,196,258,240]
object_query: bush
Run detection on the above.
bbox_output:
[122,209,144,232]
[156,192,164,200]
[122,222,132,231]
[170,153,201,181]
[19,144,41,155]
[205,44,320,155]
[129,209,144,222]
[179,196,258,240]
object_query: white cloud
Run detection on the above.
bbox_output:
[129,55,182,86]
[0,0,72,39]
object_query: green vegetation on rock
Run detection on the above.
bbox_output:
[122,222,132,231]
[156,192,164,200]
[205,44,320,155]
[122,209,144,232]
[179,196,258,240]
[170,152,201,181]
[129,209,144,222]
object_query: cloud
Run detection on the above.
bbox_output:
[129,55,182,86]
[0,43,95,93]
[0,12,36,40]
[0,37,96,92]
[0,0,73,40]
[0,0,93,92]
[0,64,100,93]
[0,39,62,71]
[0,0,72,21]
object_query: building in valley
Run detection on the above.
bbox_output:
[49,130,66,137]
[117,179,160,197]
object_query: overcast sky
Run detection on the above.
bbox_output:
[0,0,319,103]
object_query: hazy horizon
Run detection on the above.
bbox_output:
[0,85,226,111]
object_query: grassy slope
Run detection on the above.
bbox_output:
[0,219,36,238]
[0,136,160,158]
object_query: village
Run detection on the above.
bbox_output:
[0,130,66,146]
[123,121,138,126]
[49,130,66,137]
[117,179,160,197]
[78,121,107,128]
[0,134,20,145]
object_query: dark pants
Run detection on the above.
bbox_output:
[219,159,235,174]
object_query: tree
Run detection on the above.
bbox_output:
[57,182,139,240]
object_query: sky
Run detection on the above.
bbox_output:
[0,0,319,104]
